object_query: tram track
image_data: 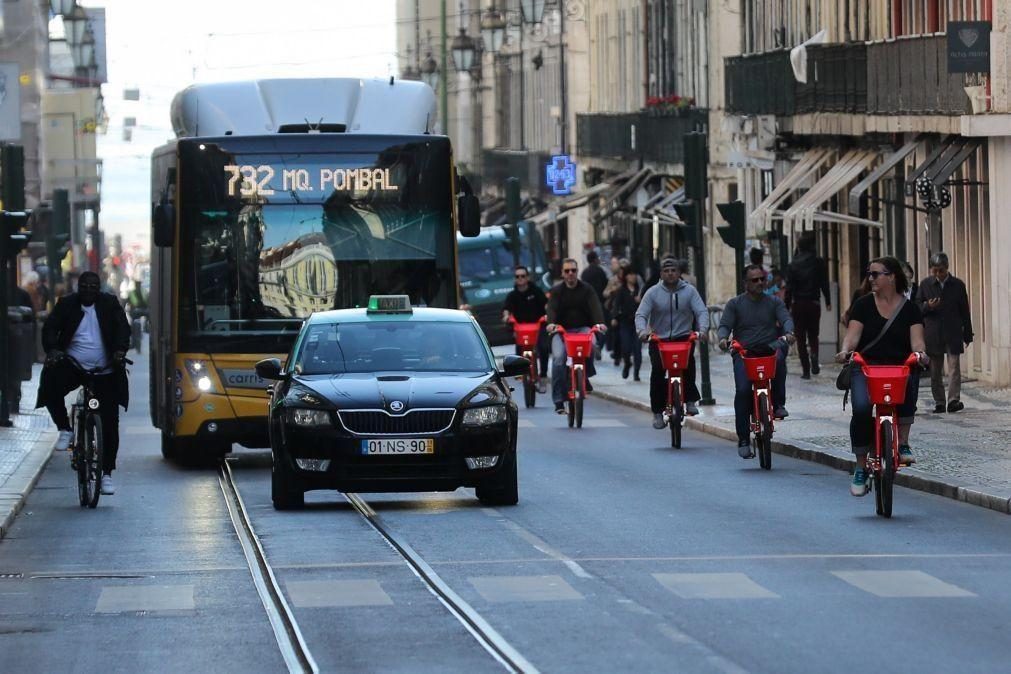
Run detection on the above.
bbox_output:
[219,458,537,673]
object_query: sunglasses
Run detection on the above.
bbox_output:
[514,274,528,279]
[866,271,892,280]
[746,277,765,284]
[562,269,578,274]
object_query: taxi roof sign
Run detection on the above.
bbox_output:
[367,295,413,314]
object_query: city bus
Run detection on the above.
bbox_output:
[149,78,480,461]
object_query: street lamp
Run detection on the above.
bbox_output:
[451,27,477,73]
[520,0,546,24]
[421,50,439,91]
[63,5,89,48]
[480,6,506,54]
[49,0,75,16]
[73,29,96,70]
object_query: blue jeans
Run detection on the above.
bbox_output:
[732,344,787,442]
[551,329,597,405]
[849,367,919,456]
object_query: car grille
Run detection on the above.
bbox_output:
[337,409,456,436]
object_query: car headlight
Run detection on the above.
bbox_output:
[461,405,507,427]
[288,408,332,427]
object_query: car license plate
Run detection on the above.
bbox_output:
[360,438,434,455]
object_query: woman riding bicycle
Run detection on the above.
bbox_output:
[835,257,928,497]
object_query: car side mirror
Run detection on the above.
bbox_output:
[500,354,530,378]
[255,357,285,380]
[458,193,481,237]
[153,202,175,247]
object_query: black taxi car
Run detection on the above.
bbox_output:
[255,296,529,509]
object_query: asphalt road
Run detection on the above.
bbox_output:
[2,355,1011,673]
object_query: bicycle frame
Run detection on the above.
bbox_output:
[554,326,600,401]
[508,316,545,381]
[730,340,777,436]
[651,332,698,421]
[853,352,918,479]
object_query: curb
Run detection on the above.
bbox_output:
[592,389,1011,516]
[0,432,56,540]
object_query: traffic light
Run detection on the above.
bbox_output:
[49,189,72,282]
[683,132,708,202]
[672,201,698,246]
[1,145,25,212]
[1,211,30,259]
[715,200,747,294]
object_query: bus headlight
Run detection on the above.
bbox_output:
[462,405,507,427]
[185,359,218,393]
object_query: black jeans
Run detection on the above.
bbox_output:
[648,339,699,414]
[791,300,821,374]
[44,360,121,472]
[617,322,642,375]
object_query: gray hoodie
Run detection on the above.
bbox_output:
[634,280,709,339]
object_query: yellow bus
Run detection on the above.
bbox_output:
[149,78,479,461]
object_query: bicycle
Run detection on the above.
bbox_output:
[649,331,698,449]
[553,325,602,429]
[728,339,783,470]
[508,316,546,408]
[850,351,921,518]
[64,356,107,508]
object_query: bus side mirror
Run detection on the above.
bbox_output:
[153,202,175,247]
[458,193,480,237]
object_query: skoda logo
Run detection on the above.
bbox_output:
[389,400,405,413]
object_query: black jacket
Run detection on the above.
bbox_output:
[37,291,131,409]
[916,274,973,355]
[785,252,830,306]
[611,281,642,326]
[580,264,608,301]
[503,284,548,324]
[547,280,605,329]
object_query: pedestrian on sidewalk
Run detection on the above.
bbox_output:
[611,262,644,381]
[35,272,131,496]
[836,257,928,496]
[602,259,627,366]
[785,232,831,379]
[502,264,550,394]
[636,257,709,429]
[718,265,795,458]
[916,252,973,414]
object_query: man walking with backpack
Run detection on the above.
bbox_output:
[785,233,831,379]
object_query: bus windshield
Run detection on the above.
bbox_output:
[176,138,455,353]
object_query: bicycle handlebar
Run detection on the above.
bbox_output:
[649,331,698,345]
[850,352,922,369]
[62,353,133,374]
[551,324,604,336]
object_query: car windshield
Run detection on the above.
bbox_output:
[294,321,493,375]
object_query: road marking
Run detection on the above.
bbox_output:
[831,570,976,598]
[579,418,627,428]
[485,511,593,579]
[517,419,536,428]
[96,584,195,613]
[469,575,583,603]
[653,573,779,599]
[285,579,393,608]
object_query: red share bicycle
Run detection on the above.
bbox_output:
[508,316,546,408]
[650,332,698,449]
[851,351,921,518]
[553,326,602,429]
[729,339,781,470]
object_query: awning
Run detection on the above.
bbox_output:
[848,134,927,215]
[641,186,686,225]
[748,148,834,231]
[783,149,881,229]
[904,135,959,191]
[591,167,654,223]
[930,138,983,186]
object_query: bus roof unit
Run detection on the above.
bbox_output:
[170,78,438,138]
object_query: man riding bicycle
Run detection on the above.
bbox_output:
[546,258,607,414]
[718,264,795,458]
[635,257,709,429]
[36,272,130,495]
[502,265,549,394]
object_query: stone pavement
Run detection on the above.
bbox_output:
[583,343,1011,514]
[0,365,56,539]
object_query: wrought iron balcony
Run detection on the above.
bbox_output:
[726,34,970,117]
[576,109,707,165]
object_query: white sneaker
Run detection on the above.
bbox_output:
[54,430,73,451]
[100,474,115,495]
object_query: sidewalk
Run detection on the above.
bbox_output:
[581,344,1011,514]
[0,365,56,539]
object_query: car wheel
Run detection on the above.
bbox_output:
[475,453,518,506]
[271,452,304,510]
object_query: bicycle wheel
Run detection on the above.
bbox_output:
[876,421,895,518]
[574,369,584,428]
[523,376,536,408]
[75,415,88,507]
[83,413,104,508]
[669,384,683,449]
[566,368,575,428]
[757,395,772,470]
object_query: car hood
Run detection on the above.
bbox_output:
[294,371,495,410]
